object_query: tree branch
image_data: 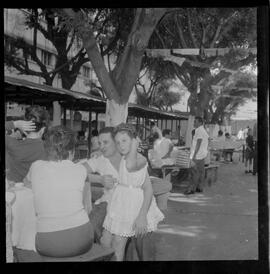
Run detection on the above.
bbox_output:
[187,9,199,48]
[210,21,223,48]
[66,31,76,54]
[112,8,143,83]
[174,14,188,48]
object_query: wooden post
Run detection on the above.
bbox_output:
[161,119,163,131]
[88,109,92,158]
[63,106,66,126]
[70,108,74,130]
[95,112,99,130]
[143,117,146,140]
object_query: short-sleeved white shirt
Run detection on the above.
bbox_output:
[28,160,89,233]
[154,137,173,159]
[190,126,209,160]
[86,155,119,182]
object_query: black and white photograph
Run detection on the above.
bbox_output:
[3,7,268,271]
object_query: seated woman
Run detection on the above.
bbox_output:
[5,106,49,187]
[26,125,94,257]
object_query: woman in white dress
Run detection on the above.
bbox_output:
[100,123,164,261]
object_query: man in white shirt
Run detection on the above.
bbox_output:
[154,129,174,159]
[82,127,157,261]
[185,116,209,195]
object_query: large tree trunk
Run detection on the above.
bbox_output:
[105,99,128,127]
[62,8,166,126]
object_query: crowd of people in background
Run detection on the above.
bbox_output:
[5,105,258,261]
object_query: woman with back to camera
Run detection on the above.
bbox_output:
[26,125,94,257]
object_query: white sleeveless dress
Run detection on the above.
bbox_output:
[103,157,164,237]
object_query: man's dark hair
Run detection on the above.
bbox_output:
[91,120,97,129]
[225,132,230,137]
[44,125,76,161]
[24,105,50,132]
[91,129,99,136]
[99,127,115,138]
[162,129,171,136]
[195,116,204,124]
[152,132,160,142]
[150,121,155,127]
[218,130,223,136]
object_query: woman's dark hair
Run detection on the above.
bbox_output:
[162,129,171,136]
[24,106,50,133]
[44,125,77,161]
[113,123,136,139]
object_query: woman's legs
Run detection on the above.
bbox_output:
[112,235,128,261]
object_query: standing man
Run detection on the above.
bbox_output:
[185,117,209,195]
[82,127,157,261]
[252,122,257,175]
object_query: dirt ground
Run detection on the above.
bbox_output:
[152,154,258,261]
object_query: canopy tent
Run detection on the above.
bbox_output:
[4,75,188,121]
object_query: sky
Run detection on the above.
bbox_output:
[130,88,257,121]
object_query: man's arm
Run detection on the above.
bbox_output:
[126,139,147,172]
[192,138,202,160]
[82,162,115,189]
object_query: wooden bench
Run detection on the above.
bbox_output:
[13,244,115,262]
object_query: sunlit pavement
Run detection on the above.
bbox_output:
[152,156,258,261]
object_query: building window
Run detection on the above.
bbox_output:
[82,66,90,78]
[41,50,52,66]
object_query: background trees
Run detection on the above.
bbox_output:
[146,8,257,121]
[5,8,257,127]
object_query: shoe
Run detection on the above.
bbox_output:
[245,170,249,174]
[248,170,252,173]
[195,188,203,193]
[184,190,195,195]
[252,172,256,176]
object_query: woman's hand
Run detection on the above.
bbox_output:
[14,120,36,133]
[132,213,148,237]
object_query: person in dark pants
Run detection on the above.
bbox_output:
[245,128,254,174]
[185,117,209,195]
[252,122,257,175]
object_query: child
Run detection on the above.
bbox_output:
[100,123,164,261]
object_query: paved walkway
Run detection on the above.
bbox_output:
[153,157,258,260]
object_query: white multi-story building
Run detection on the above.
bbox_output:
[4,8,98,93]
